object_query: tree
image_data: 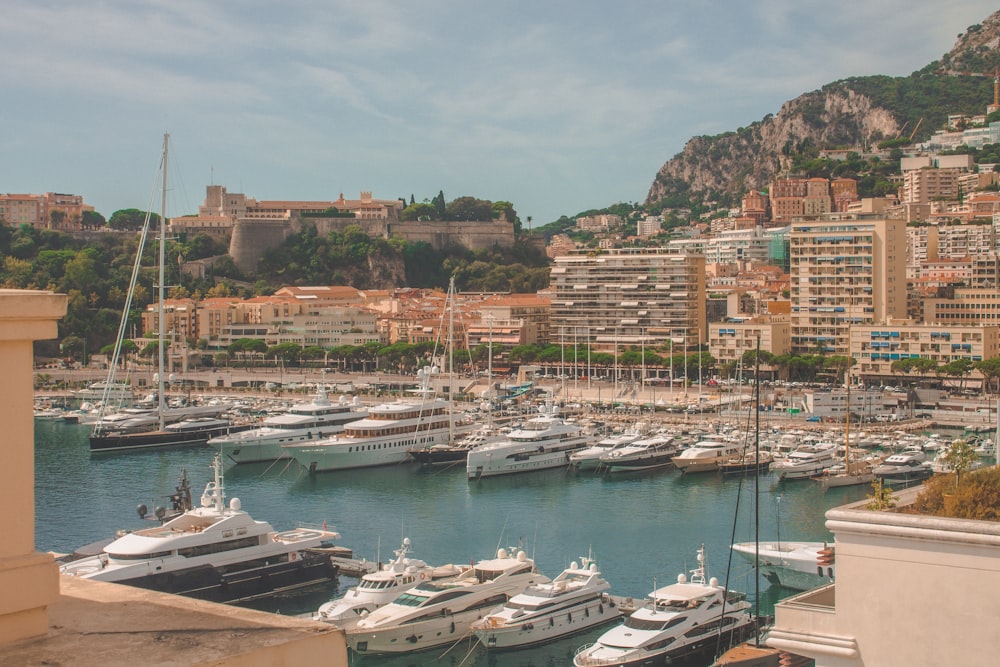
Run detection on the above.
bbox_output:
[400,202,438,221]
[445,196,492,221]
[108,209,158,231]
[942,439,979,489]
[81,210,106,229]
[866,478,898,510]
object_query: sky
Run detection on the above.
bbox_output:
[2,1,999,226]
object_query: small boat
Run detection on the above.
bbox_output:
[408,424,502,466]
[573,545,754,667]
[771,441,839,480]
[471,554,628,650]
[719,450,774,476]
[59,455,343,604]
[346,546,548,655]
[872,450,935,486]
[313,537,465,630]
[671,438,743,473]
[599,434,679,472]
[731,541,835,591]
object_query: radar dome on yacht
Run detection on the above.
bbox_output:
[516,550,527,561]
[677,573,688,583]
[497,548,508,559]
[589,563,598,572]
[571,561,579,570]
[709,577,719,586]
[230,498,241,511]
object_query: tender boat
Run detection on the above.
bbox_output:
[873,450,934,486]
[471,555,627,650]
[569,428,643,471]
[671,438,743,474]
[210,391,368,464]
[346,547,548,655]
[771,441,839,480]
[466,403,593,479]
[731,541,835,591]
[573,545,754,667]
[59,455,342,604]
[313,537,465,630]
[599,434,679,472]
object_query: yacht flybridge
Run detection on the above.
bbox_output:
[59,455,342,604]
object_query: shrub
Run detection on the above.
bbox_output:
[912,467,1000,520]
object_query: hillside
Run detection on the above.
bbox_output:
[645,10,1000,207]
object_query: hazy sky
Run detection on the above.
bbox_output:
[2,1,997,225]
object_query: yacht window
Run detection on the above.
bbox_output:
[107,550,172,560]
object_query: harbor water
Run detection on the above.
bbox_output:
[35,418,875,666]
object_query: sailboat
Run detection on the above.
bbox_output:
[89,135,239,452]
[816,364,878,488]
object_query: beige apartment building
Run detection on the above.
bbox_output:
[708,315,791,364]
[901,167,960,204]
[849,323,999,378]
[549,248,705,351]
[789,215,907,355]
[0,192,94,229]
[923,286,1000,327]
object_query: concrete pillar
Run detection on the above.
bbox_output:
[0,289,67,644]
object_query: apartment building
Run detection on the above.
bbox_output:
[789,215,907,355]
[849,323,998,378]
[576,213,622,233]
[0,192,94,229]
[636,215,663,237]
[708,315,790,364]
[549,248,706,351]
[901,168,960,204]
[923,286,1000,327]
[480,293,551,345]
[936,222,994,257]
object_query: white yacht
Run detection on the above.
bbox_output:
[313,537,466,630]
[671,438,742,473]
[599,434,680,473]
[731,541,835,591]
[771,441,839,480]
[873,449,934,486]
[346,547,548,655]
[466,404,593,479]
[573,546,753,667]
[471,555,625,650]
[210,391,368,464]
[569,427,643,471]
[284,396,455,473]
[59,456,342,604]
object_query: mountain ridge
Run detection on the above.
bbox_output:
[644,9,1000,208]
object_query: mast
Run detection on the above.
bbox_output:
[753,334,761,646]
[157,133,168,431]
[448,276,455,443]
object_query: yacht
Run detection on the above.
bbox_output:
[731,541,835,591]
[466,404,593,479]
[313,537,466,630]
[719,450,775,476]
[74,380,133,403]
[59,456,342,603]
[471,555,625,650]
[284,396,455,473]
[346,547,548,655]
[89,395,239,452]
[599,434,680,472]
[569,427,643,471]
[573,545,754,667]
[408,423,503,466]
[873,450,934,486]
[671,438,742,474]
[210,391,368,464]
[771,441,839,480]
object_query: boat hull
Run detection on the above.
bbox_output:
[574,619,755,667]
[113,551,338,604]
[475,596,623,650]
[602,454,676,472]
[467,447,581,479]
[89,422,251,453]
[288,429,452,473]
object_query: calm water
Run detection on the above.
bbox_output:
[34,419,873,666]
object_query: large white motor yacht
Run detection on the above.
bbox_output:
[313,537,466,630]
[671,438,742,473]
[599,434,680,473]
[466,404,593,479]
[569,427,643,471]
[59,456,342,604]
[771,441,839,480]
[346,547,548,655]
[210,390,368,464]
[573,546,754,667]
[731,540,835,591]
[471,555,625,650]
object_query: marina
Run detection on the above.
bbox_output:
[34,413,957,666]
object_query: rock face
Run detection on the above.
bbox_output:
[644,9,1000,206]
[646,88,900,203]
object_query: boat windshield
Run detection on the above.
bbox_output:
[624,614,687,631]
[107,550,172,560]
[393,591,431,607]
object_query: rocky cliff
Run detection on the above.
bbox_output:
[644,10,1000,206]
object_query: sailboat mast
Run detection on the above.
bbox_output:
[157,133,169,431]
[753,334,761,647]
[449,276,455,443]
